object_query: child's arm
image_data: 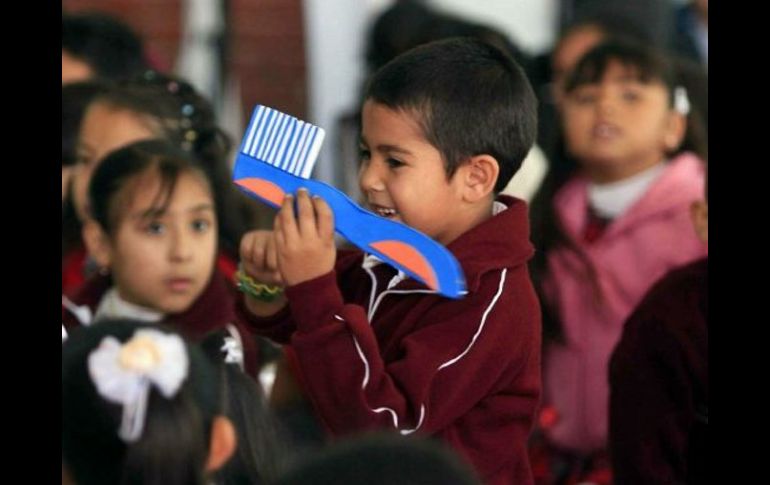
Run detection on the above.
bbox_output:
[267,189,539,445]
[283,268,539,447]
[237,189,336,343]
[239,230,289,317]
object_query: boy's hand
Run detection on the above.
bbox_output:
[274,189,336,286]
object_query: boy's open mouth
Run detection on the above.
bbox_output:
[369,204,398,218]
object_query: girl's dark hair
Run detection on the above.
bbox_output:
[88,139,212,237]
[63,80,111,257]
[564,39,707,160]
[63,80,111,167]
[62,319,224,485]
[199,331,291,484]
[90,71,255,254]
[62,11,148,82]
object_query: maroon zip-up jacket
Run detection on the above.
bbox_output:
[238,196,542,484]
[609,258,708,484]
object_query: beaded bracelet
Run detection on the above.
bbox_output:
[234,266,284,302]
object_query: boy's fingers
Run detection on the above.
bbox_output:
[277,193,299,242]
[296,188,316,237]
[314,196,334,240]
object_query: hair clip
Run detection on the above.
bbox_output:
[88,328,189,442]
[181,104,195,117]
[674,86,690,115]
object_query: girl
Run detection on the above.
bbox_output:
[537,39,708,482]
[62,140,257,377]
[62,319,236,485]
[63,71,259,296]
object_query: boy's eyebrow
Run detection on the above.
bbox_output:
[359,137,413,156]
[375,144,413,156]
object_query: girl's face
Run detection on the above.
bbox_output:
[73,102,156,221]
[551,26,605,107]
[561,61,685,183]
[100,170,218,314]
[62,50,93,84]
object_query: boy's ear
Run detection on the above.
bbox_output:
[664,111,687,152]
[206,416,237,472]
[82,220,112,270]
[459,154,499,202]
[690,199,708,244]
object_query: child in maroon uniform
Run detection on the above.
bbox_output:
[238,38,541,484]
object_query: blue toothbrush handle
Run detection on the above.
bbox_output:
[234,155,467,299]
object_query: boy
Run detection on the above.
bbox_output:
[238,38,540,484]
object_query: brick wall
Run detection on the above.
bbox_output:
[63,0,308,118]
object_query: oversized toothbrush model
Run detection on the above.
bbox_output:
[233,105,467,299]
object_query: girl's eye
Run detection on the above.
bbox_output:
[76,153,92,166]
[358,147,371,161]
[622,90,641,102]
[191,219,211,232]
[145,221,165,235]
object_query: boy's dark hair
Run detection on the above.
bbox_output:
[564,39,707,159]
[365,37,537,193]
[62,11,149,81]
[89,139,211,236]
[62,319,223,485]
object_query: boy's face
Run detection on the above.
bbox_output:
[561,61,684,183]
[358,101,468,246]
[99,171,218,314]
[74,102,156,221]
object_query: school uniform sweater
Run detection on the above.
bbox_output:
[238,196,542,485]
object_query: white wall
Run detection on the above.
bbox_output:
[302,0,371,185]
[304,0,558,187]
[428,0,558,55]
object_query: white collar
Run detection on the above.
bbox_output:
[492,200,507,216]
[94,288,164,324]
[588,162,666,219]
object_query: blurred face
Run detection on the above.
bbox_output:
[561,61,683,183]
[62,166,74,203]
[358,101,469,245]
[105,170,217,314]
[62,50,93,84]
[551,26,605,106]
[73,102,156,221]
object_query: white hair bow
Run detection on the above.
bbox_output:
[88,328,189,442]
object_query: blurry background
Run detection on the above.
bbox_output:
[62,0,701,194]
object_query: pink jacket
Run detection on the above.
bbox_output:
[542,152,707,453]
